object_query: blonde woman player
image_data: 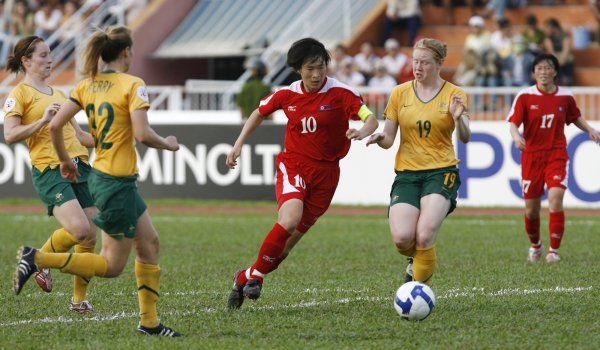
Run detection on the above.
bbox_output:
[13,26,181,337]
[367,38,471,285]
[4,35,98,313]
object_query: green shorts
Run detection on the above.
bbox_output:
[32,159,95,216]
[87,168,147,239]
[390,166,461,215]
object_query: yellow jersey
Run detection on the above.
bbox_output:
[2,83,88,171]
[384,80,467,171]
[70,72,150,177]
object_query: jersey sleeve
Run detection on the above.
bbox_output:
[128,78,151,114]
[565,96,581,125]
[69,81,85,108]
[3,87,25,119]
[258,89,286,116]
[507,93,526,126]
[342,90,367,121]
[383,87,400,122]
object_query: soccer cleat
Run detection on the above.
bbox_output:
[228,270,245,309]
[13,246,39,295]
[527,245,543,262]
[546,251,561,263]
[243,279,263,300]
[137,323,182,337]
[34,268,52,293]
[70,300,94,313]
[404,257,414,283]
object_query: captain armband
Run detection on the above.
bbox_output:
[357,104,373,122]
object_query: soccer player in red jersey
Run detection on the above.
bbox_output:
[507,53,600,263]
[225,38,378,308]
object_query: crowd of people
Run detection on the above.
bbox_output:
[0,0,147,68]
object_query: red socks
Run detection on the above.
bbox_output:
[549,211,565,250]
[524,216,540,247]
[237,223,291,285]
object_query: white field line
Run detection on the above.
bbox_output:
[5,215,599,226]
[0,286,593,328]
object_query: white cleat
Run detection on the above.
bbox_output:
[527,246,543,262]
[545,251,561,263]
[70,300,94,313]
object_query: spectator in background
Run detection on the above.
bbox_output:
[328,43,352,77]
[491,18,518,62]
[34,1,62,40]
[475,49,501,110]
[453,49,479,86]
[335,57,366,87]
[353,40,379,79]
[464,16,491,55]
[10,0,35,37]
[382,0,421,46]
[59,1,80,42]
[590,0,600,44]
[0,1,9,66]
[236,58,272,119]
[368,61,397,91]
[522,14,545,55]
[109,0,148,25]
[381,38,412,83]
[543,18,574,85]
[502,37,535,87]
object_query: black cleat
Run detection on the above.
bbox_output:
[404,257,414,283]
[228,270,245,309]
[13,246,39,295]
[243,279,263,300]
[137,323,182,337]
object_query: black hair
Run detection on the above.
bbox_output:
[526,14,537,26]
[545,18,561,30]
[497,18,510,29]
[532,53,560,75]
[286,38,330,71]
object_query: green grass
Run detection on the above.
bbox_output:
[0,209,598,349]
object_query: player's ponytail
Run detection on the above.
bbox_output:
[5,36,43,74]
[81,26,133,78]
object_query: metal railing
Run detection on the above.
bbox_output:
[2,84,599,120]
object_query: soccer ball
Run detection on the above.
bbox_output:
[393,281,436,321]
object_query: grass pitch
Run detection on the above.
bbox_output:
[0,204,598,349]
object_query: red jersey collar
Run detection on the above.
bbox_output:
[536,84,558,96]
[301,76,328,94]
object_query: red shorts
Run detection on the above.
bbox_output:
[521,149,568,199]
[275,152,340,233]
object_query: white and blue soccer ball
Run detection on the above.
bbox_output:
[393,281,436,321]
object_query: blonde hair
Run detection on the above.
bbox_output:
[81,26,133,78]
[413,38,447,64]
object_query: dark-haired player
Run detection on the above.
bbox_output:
[226,37,378,308]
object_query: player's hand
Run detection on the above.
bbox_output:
[226,145,242,169]
[366,133,384,146]
[513,135,526,151]
[60,160,80,183]
[589,130,600,145]
[165,135,179,151]
[42,103,61,124]
[449,94,465,120]
[346,128,362,140]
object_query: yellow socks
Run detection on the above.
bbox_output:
[135,261,161,328]
[413,246,436,285]
[34,251,107,279]
[40,228,79,253]
[396,242,416,257]
[72,245,95,303]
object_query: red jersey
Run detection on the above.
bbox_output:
[258,77,364,163]
[507,85,581,153]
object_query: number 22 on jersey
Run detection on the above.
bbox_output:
[86,102,115,149]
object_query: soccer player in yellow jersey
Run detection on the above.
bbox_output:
[367,38,471,285]
[13,26,182,337]
[3,36,98,313]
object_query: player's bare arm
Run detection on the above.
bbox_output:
[49,100,81,182]
[346,114,378,140]
[131,109,179,151]
[3,103,60,144]
[573,116,600,145]
[450,94,470,143]
[509,122,526,150]
[366,118,399,149]
[226,108,264,169]
[69,117,95,148]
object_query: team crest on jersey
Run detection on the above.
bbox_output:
[558,106,564,112]
[531,105,539,110]
[3,97,16,112]
[319,104,332,111]
[137,86,149,102]
[288,105,296,111]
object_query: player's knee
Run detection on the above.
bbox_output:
[278,215,302,233]
[415,228,436,248]
[67,218,91,241]
[104,259,127,277]
[525,208,540,220]
[135,236,160,262]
